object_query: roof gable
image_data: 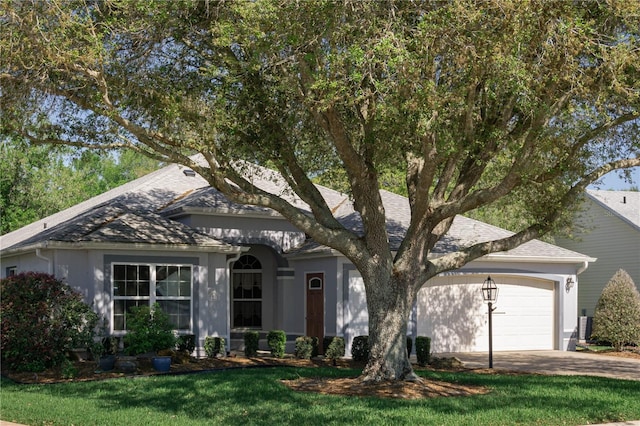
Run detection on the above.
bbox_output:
[0,163,232,252]
[2,159,592,262]
[586,190,640,230]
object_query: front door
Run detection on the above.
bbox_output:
[306,272,324,353]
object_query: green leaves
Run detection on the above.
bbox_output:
[592,269,640,351]
[1,0,639,267]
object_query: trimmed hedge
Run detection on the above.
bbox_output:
[244,331,259,357]
[406,336,413,357]
[351,335,369,362]
[294,336,314,359]
[415,336,431,366]
[311,337,320,357]
[324,336,345,364]
[592,269,640,351]
[177,334,196,353]
[267,330,286,358]
[204,336,226,358]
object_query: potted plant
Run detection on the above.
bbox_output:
[91,318,117,371]
[123,303,177,372]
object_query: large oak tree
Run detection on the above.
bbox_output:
[2,0,639,381]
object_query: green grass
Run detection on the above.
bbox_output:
[2,367,640,425]
[576,343,615,352]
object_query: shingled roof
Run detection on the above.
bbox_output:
[1,160,593,263]
[286,188,593,262]
[586,190,640,230]
[0,163,236,253]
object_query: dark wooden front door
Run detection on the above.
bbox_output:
[306,272,324,353]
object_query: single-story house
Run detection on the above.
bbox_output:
[0,161,595,355]
[554,190,640,319]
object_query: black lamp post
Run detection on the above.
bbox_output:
[481,276,498,368]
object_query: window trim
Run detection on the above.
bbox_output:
[5,266,17,277]
[308,276,323,290]
[111,262,193,334]
[231,255,263,329]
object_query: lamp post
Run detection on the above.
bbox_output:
[481,276,498,369]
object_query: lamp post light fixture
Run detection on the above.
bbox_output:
[481,276,498,368]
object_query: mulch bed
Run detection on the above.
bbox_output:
[2,354,491,399]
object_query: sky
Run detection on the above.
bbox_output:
[588,166,640,191]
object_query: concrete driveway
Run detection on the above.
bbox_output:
[436,350,640,381]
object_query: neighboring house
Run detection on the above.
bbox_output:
[0,161,595,355]
[554,190,640,319]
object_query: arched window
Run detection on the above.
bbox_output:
[232,255,262,328]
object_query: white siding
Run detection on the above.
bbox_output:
[556,199,640,316]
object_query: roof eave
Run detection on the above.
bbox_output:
[1,240,246,256]
[586,192,640,231]
[480,253,597,264]
[163,206,287,220]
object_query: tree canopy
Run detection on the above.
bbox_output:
[2,0,639,381]
[0,138,162,234]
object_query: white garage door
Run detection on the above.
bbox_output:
[417,275,555,353]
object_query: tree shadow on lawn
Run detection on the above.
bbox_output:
[5,368,640,425]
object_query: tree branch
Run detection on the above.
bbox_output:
[430,157,640,275]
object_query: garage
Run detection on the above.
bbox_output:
[417,274,556,353]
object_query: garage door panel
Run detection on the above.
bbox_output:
[417,277,555,353]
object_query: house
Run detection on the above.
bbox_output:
[554,190,640,320]
[0,161,595,355]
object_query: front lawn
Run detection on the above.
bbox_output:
[2,367,640,425]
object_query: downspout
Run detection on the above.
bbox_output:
[35,248,52,275]
[576,261,589,275]
[225,252,243,355]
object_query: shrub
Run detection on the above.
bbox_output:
[310,336,320,357]
[90,318,119,362]
[204,336,226,358]
[177,334,196,353]
[294,336,314,359]
[415,336,431,366]
[592,269,640,351]
[324,336,345,364]
[244,331,259,357]
[322,336,333,356]
[267,330,286,358]
[123,303,176,355]
[406,336,413,358]
[0,272,99,372]
[351,335,369,362]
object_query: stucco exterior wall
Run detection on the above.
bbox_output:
[344,259,580,355]
[1,251,53,278]
[182,214,306,253]
[287,256,339,337]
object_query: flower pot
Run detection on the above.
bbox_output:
[98,355,116,372]
[152,356,172,372]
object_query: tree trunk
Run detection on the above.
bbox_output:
[360,271,420,382]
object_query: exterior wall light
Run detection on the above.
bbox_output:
[565,277,575,292]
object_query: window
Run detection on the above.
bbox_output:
[308,276,323,290]
[5,266,17,277]
[232,255,262,328]
[112,263,192,332]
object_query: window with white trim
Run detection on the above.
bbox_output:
[232,255,262,328]
[112,263,192,332]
